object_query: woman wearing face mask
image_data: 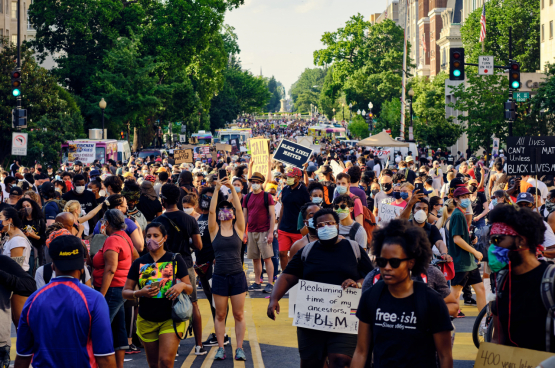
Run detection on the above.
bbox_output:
[123,222,193,367]
[351,219,453,368]
[488,206,551,352]
[268,208,373,368]
[121,181,147,232]
[182,195,200,220]
[391,184,407,209]
[428,196,444,224]
[0,207,33,272]
[15,198,46,268]
[334,195,367,249]
[289,202,321,260]
[423,176,437,197]
[297,183,325,234]
[468,179,489,230]
[208,177,247,361]
[231,177,245,203]
[334,173,364,226]
[367,182,381,212]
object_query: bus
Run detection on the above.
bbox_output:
[191,131,213,145]
[61,139,118,166]
[308,124,347,142]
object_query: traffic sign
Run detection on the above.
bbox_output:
[12,132,28,156]
[514,92,530,102]
[478,56,494,75]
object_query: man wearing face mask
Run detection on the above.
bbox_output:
[448,187,487,314]
[373,170,395,219]
[277,167,310,271]
[333,195,367,249]
[62,174,98,234]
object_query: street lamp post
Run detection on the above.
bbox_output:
[342,103,345,121]
[99,98,107,139]
[408,88,415,141]
[349,103,352,121]
[332,108,336,122]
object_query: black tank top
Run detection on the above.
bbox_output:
[212,225,243,276]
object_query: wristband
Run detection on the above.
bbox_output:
[133,290,138,299]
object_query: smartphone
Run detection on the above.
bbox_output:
[415,182,424,193]
[218,169,227,180]
[151,281,160,289]
[201,180,206,186]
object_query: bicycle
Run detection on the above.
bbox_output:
[472,301,495,348]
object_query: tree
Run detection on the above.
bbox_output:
[266,76,283,112]
[348,115,370,139]
[290,67,327,111]
[460,0,540,72]
[375,98,403,138]
[449,70,508,152]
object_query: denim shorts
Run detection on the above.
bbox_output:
[211,272,248,297]
[98,286,129,350]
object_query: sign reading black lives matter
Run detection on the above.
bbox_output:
[506,136,555,175]
[273,139,312,168]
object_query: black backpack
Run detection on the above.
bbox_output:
[244,191,269,222]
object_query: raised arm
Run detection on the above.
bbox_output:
[208,182,220,237]
[225,177,245,237]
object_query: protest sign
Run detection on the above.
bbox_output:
[251,139,269,176]
[288,284,298,318]
[330,160,344,178]
[506,136,555,175]
[274,139,312,168]
[474,342,554,368]
[293,280,361,334]
[216,143,232,152]
[174,149,193,164]
[296,136,313,147]
[179,135,186,143]
[378,203,402,226]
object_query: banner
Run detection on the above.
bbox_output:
[293,280,361,334]
[378,203,402,226]
[273,139,312,168]
[67,141,95,164]
[474,342,554,367]
[506,136,555,175]
[251,139,269,176]
[215,143,232,152]
[174,149,193,164]
[12,132,28,156]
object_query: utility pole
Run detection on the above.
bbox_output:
[508,26,513,137]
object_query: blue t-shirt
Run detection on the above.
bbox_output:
[16,277,114,367]
[93,217,138,236]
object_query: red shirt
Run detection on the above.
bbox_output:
[92,230,133,288]
[242,191,275,233]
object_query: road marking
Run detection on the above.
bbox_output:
[244,295,265,368]
[228,326,245,368]
[181,311,215,368]
[200,347,218,368]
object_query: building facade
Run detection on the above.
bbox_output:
[0,0,31,47]
[370,1,400,26]
[541,0,555,69]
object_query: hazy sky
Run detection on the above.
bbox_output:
[225,0,389,96]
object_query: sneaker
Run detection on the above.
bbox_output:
[223,334,230,346]
[464,298,477,306]
[457,310,466,318]
[235,348,247,361]
[248,283,262,291]
[214,347,226,360]
[263,283,273,294]
[203,333,218,346]
[195,346,208,356]
[125,344,141,355]
[260,277,264,283]
[0,345,10,368]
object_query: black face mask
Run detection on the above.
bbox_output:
[380,183,392,192]
[200,195,211,210]
[371,189,380,196]
[469,185,477,193]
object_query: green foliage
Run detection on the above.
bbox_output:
[449,71,508,151]
[290,67,327,112]
[266,76,283,112]
[460,0,539,72]
[348,115,370,139]
[375,98,402,138]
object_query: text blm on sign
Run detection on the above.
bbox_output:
[506,136,555,175]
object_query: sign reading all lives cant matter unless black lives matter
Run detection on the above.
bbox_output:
[506,136,555,175]
[273,139,312,169]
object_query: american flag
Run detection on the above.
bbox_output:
[479,2,486,42]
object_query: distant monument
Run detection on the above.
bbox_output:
[279,99,287,112]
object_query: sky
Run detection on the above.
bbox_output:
[225,0,389,97]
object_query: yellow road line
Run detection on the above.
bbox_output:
[228,325,245,368]
[181,306,215,368]
[200,347,218,368]
[244,295,265,368]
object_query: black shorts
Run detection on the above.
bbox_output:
[451,268,482,287]
[297,327,358,360]
[212,272,248,297]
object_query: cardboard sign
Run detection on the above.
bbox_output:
[174,149,193,164]
[274,139,312,168]
[293,280,361,334]
[506,136,555,175]
[251,139,269,177]
[216,143,232,152]
[378,203,402,226]
[296,136,313,147]
[474,342,554,368]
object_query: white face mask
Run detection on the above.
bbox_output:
[251,183,261,191]
[183,207,194,215]
[99,190,106,197]
[75,186,85,194]
[413,209,428,224]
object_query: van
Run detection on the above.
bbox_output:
[117,140,131,162]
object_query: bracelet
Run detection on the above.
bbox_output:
[133,290,138,299]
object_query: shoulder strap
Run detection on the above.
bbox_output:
[162,214,181,233]
[348,222,362,242]
[347,239,361,262]
[113,233,135,259]
[245,192,252,207]
[413,281,430,332]
[44,263,53,284]
[171,253,178,286]
[367,280,386,329]
[540,263,555,352]
[301,241,318,262]
[264,192,269,210]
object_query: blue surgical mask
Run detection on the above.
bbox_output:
[459,198,471,208]
[312,197,323,204]
[400,192,409,200]
[337,185,348,195]
[392,192,401,199]
[234,186,242,193]
[491,198,498,206]
[307,218,315,229]
[55,175,61,181]
[317,225,338,240]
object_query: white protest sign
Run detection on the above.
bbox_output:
[330,160,343,178]
[179,135,186,143]
[293,280,361,334]
[478,56,494,75]
[378,203,402,226]
[288,284,298,318]
[296,136,313,147]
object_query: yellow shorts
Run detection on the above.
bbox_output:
[136,315,185,342]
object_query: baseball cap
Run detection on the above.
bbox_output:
[10,186,23,196]
[123,172,134,178]
[307,166,318,173]
[285,167,302,177]
[48,235,85,271]
[156,167,166,173]
[216,200,234,211]
[90,169,101,177]
[453,187,471,197]
[516,192,534,203]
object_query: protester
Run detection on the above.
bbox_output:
[333,194,367,249]
[62,174,98,232]
[1,207,32,272]
[137,181,163,222]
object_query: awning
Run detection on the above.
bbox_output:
[356,131,409,147]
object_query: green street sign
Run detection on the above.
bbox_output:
[514,92,530,102]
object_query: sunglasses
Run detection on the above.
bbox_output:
[334,204,348,210]
[375,257,412,268]
[316,220,337,229]
[490,234,516,245]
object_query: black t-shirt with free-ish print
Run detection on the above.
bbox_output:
[62,190,98,231]
[471,192,487,218]
[153,211,200,269]
[356,285,453,368]
[283,239,373,285]
[195,213,214,265]
[128,252,188,322]
[137,196,163,222]
[493,261,549,351]
[278,183,311,234]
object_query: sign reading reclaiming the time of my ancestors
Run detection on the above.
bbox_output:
[506,136,555,175]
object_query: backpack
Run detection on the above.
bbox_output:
[301,239,361,263]
[42,199,66,217]
[495,263,555,352]
[351,195,377,246]
[322,182,336,208]
[338,221,365,247]
[244,191,269,222]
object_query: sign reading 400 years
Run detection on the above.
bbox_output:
[506,136,555,175]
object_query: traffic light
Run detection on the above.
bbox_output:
[504,101,516,120]
[12,109,27,128]
[449,48,465,81]
[11,69,21,97]
[120,131,125,139]
[509,61,521,89]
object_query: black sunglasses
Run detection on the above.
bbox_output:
[334,204,348,210]
[375,257,412,269]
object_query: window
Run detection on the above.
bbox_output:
[542,0,545,8]
[551,21,554,39]
[543,24,545,41]
[11,34,17,45]
[11,1,16,18]
[0,0,3,13]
